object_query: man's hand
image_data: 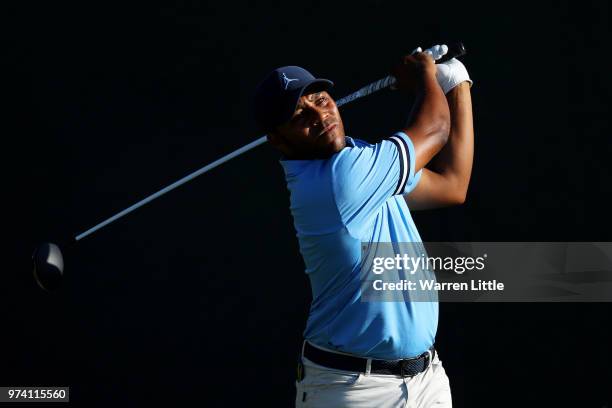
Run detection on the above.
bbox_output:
[436,58,473,94]
[409,44,472,94]
[391,52,437,94]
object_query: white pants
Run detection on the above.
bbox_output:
[295,347,452,408]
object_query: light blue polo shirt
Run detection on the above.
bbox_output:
[280,132,437,360]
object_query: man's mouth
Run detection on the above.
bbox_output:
[318,123,337,137]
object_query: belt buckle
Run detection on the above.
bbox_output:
[399,359,408,377]
[399,358,413,378]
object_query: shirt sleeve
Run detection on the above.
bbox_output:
[331,132,422,235]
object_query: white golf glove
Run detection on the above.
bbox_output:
[436,57,472,94]
[414,44,473,94]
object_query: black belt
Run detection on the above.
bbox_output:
[303,342,435,378]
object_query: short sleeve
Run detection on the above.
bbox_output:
[331,132,421,235]
[386,132,422,195]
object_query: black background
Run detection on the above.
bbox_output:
[4,1,612,406]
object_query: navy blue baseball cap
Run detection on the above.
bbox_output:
[253,66,334,132]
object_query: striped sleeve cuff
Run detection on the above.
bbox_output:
[387,131,419,195]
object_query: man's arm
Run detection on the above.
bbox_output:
[405,81,474,209]
[394,54,451,173]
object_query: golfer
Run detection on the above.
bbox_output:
[253,47,473,407]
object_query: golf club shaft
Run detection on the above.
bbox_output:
[75,136,268,241]
[75,42,466,242]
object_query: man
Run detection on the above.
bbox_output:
[253,46,473,407]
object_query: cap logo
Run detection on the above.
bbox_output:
[281,72,299,90]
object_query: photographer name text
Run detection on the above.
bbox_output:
[372,279,504,292]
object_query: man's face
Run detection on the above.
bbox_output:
[270,90,346,159]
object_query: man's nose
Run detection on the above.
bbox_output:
[312,108,329,127]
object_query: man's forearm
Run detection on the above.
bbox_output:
[428,82,473,201]
[409,72,451,136]
[403,72,451,171]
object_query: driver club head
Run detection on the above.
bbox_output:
[32,242,64,291]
